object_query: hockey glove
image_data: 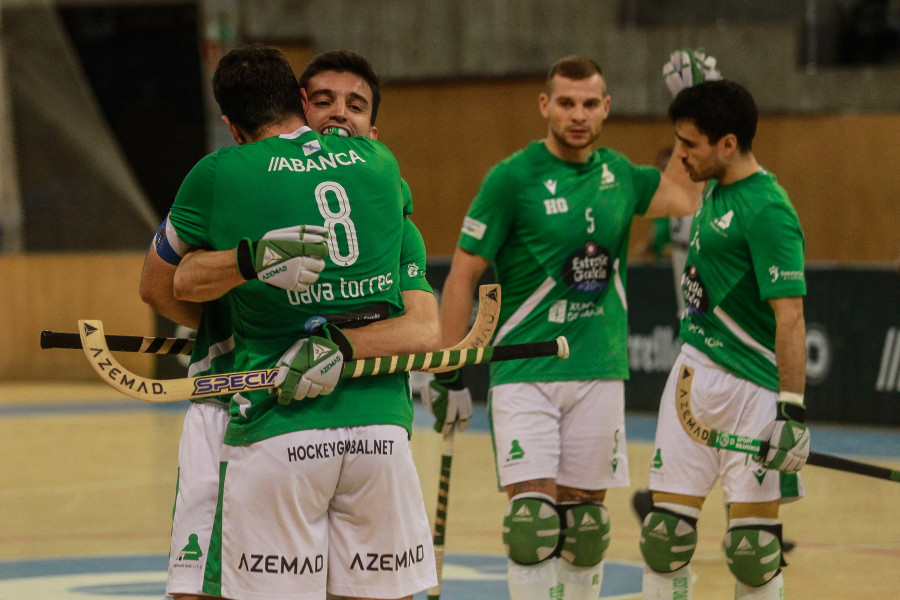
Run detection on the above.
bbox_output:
[753,394,810,474]
[663,49,722,98]
[421,370,473,435]
[236,225,329,292]
[274,325,353,405]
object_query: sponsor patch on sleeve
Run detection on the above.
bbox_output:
[461,216,487,240]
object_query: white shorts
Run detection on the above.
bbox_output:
[166,401,228,596]
[649,345,804,504]
[489,380,630,491]
[211,425,436,600]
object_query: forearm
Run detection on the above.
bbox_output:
[139,249,203,329]
[440,248,488,347]
[173,249,246,303]
[772,297,806,395]
[343,289,441,358]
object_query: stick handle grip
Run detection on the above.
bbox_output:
[41,330,194,355]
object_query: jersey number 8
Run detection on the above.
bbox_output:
[315,181,359,266]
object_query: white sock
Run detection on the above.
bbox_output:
[557,559,604,599]
[642,564,692,600]
[508,558,559,600]
[734,571,784,600]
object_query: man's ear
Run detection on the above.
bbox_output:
[369,125,378,140]
[222,115,247,145]
[719,133,739,159]
[300,88,310,113]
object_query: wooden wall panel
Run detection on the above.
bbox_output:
[377,78,900,264]
[1,253,154,381]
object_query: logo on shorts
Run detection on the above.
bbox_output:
[651,448,663,469]
[350,545,425,571]
[507,440,525,461]
[177,534,203,561]
[753,467,767,485]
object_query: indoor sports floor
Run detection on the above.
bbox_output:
[1,382,898,599]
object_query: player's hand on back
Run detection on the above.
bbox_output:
[237,224,329,292]
[274,336,344,404]
[421,370,473,434]
[274,323,353,404]
[663,49,721,98]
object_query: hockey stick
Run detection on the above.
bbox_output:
[40,303,392,356]
[41,289,501,360]
[41,330,195,355]
[426,284,501,600]
[675,364,900,483]
[78,319,567,403]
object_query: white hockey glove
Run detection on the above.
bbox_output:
[236,225,329,292]
[663,48,722,98]
[753,395,810,474]
[274,325,353,405]
[421,370,473,435]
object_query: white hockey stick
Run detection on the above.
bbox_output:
[79,319,567,403]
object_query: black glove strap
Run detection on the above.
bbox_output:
[434,369,465,389]
[236,238,257,280]
[322,323,354,360]
[777,401,805,423]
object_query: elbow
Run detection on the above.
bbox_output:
[139,282,165,313]
[421,322,442,352]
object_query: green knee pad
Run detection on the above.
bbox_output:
[502,494,561,565]
[558,502,611,567]
[723,524,783,587]
[639,509,698,573]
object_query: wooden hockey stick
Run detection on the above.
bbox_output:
[41,287,501,359]
[675,364,900,483]
[426,284,500,600]
[78,319,567,403]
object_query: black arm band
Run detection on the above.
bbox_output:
[236,238,257,281]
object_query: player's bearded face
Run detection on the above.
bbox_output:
[674,121,726,182]
[542,75,609,151]
[302,71,377,139]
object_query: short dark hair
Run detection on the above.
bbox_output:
[546,55,605,94]
[297,50,382,125]
[668,79,758,153]
[212,43,303,138]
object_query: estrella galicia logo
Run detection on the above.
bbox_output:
[682,265,710,316]
[562,241,611,293]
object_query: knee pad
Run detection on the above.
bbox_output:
[639,505,698,573]
[558,502,611,567]
[723,519,783,587]
[502,493,560,565]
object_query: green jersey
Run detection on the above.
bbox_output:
[169,127,414,445]
[680,169,806,390]
[459,141,660,384]
[188,298,235,407]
